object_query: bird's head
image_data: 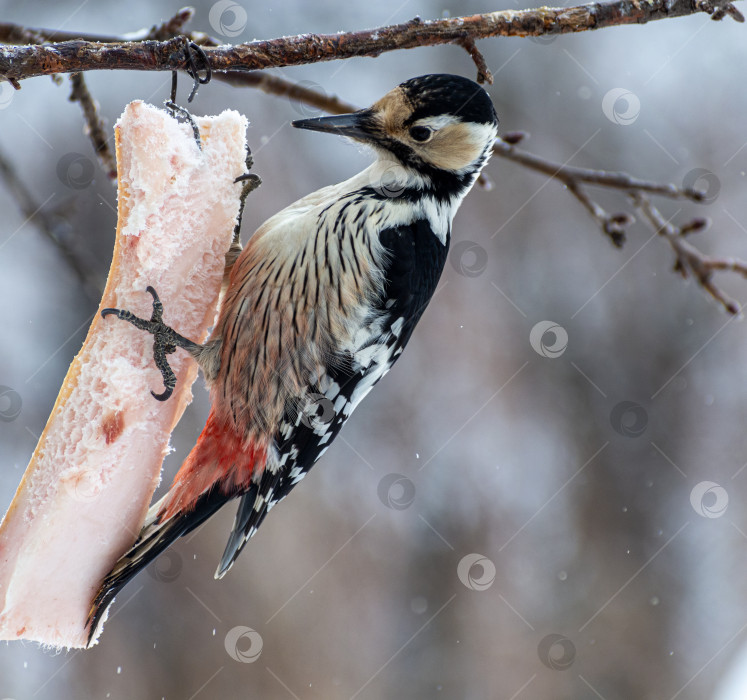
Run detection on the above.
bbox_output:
[292,74,498,198]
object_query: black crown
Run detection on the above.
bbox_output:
[399,74,498,126]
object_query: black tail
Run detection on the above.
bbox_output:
[85,488,231,646]
[214,484,263,579]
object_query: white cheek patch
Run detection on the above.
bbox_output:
[424,121,497,174]
[463,122,498,146]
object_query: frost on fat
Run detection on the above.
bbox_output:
[0,101,249,648]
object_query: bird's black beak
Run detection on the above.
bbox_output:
[291,111,376,143]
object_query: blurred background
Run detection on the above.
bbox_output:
[1,1,747,698]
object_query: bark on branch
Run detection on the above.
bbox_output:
[0,0,743,83]
[1,4,745,313]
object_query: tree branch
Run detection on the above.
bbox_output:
[0,10,360,112]
[493,133,701,246]
[0,4,744,313]
[0,0,743,83]
[492,133,747,314]
[634,194,747,314]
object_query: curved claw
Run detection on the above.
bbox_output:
[150,346,176,402]
[145,286,165,322]
[150,387,173,402]
[101,308,120,318]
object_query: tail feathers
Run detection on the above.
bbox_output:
[86,487,229,646]
[215,464,287,579]
[215,486,262,579]
[87,411,268,644]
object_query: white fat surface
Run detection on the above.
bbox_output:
[0,101,248,648]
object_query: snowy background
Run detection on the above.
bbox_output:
[2,0,747,698]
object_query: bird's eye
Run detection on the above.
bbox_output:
[409,126,432,142]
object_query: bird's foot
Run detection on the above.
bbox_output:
[101,286,201,401]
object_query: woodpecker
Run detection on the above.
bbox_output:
[88,73,498,641]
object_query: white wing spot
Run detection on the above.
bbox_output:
[391,317,404,338]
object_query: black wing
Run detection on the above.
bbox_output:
[216,218,449,574]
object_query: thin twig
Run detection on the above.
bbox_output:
[142,7,195,41]
[492,135,704,201]
[0,144,102,300]
[566,179,632,246]
[69,73,117,182]
[491,133,747,313]
[493,133,700,246]
[0,0,743,82]
[634,194,747,314]
[456,36,493,84]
